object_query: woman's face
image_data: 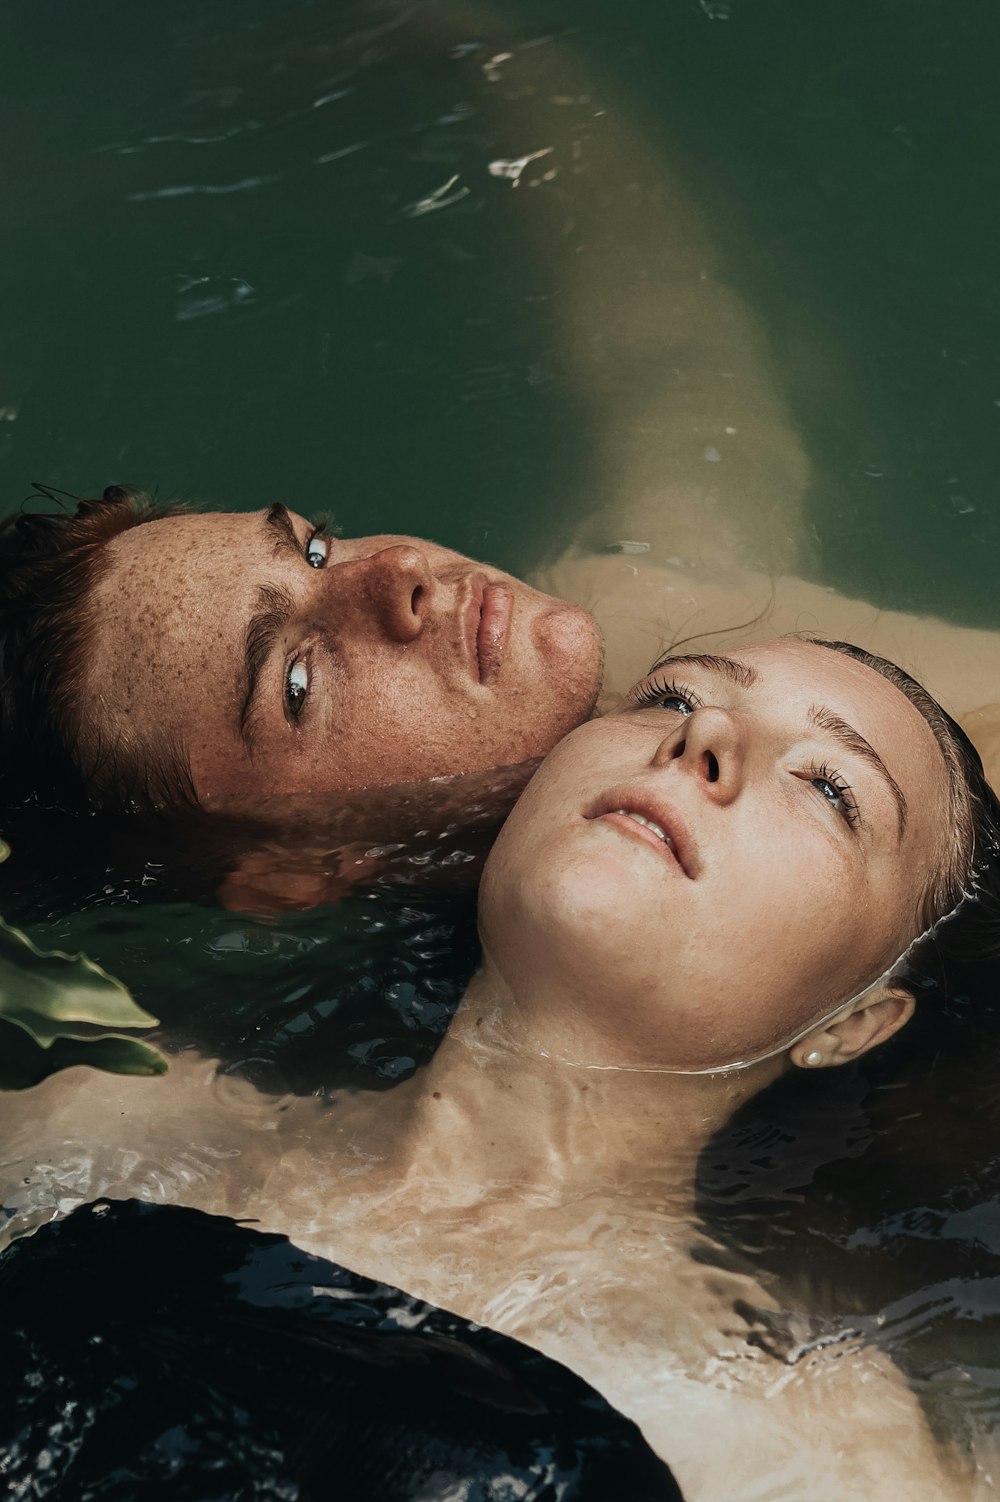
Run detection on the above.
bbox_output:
[479,640,953,1071]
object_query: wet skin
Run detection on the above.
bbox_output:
[479,639,952,1072]
[82,508,603,804]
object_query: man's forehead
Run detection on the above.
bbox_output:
[103,511,261,616]
[110,507,257,564]
[90,510,262,710]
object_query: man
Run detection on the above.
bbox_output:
[0,487,603,823]
[0,488,598,909]
[4,485,998,836]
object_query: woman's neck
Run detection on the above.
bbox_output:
[382,967,781,1205]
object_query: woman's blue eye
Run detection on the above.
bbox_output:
[286,659,309,717]
[809,766,859,827]
[656,693,695,716]
[305,530,329,568]
[627,676,699,714]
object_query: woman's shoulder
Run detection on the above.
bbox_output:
[635,1335,978,1502]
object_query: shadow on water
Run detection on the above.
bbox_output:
[0,791,495,1097]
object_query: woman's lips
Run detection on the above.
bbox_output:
[597,810,685,874]
[476,582,514,684]
[584,789,696,877]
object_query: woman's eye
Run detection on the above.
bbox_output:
[305,530,330,569]
[655,692,695,716]
[286,659,309,718]
[809,766,859,828]
[627,676,699,715]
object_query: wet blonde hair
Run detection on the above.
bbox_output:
[812,638,999,933]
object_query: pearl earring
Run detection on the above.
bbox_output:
[804,1049,823,1068]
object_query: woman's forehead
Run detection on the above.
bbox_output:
[682,637,951,826]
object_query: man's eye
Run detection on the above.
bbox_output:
[305,530,330,569]
[286,659,309,717]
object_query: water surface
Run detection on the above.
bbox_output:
[3,0,1000,1491]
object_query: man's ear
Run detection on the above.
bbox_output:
[789,985,915,1070]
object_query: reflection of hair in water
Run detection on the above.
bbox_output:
[0,1199,683,1502]
[0,850,481,1097]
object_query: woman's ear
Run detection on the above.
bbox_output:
[789,985,915,1070]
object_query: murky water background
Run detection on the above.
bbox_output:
[4,0,1000,613]
[3,0,1000,1490]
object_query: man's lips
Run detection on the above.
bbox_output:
[584,786,697,877]
[464,574,513,684]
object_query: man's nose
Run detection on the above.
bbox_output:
[650,706,744,802]
[327,544,435,643]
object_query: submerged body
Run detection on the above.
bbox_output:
[0,1024,979,1502]
[537,551,1000,789]
[1,15,997,1499]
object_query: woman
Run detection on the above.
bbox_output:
[2,635,997,1499]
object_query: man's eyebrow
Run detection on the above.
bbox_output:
[809,706,908,840]
[650,653,760,689]
[264,501,301,559]
[238,582,294,754]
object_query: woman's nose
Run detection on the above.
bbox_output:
[327,544,435,643]
[650,705,744,801]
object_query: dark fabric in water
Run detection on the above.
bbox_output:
[0,1200,683,1501]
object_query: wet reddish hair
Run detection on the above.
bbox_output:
[0,485,193,813]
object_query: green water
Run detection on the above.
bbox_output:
[3,0,1000,615]
[3,0,1000,1482]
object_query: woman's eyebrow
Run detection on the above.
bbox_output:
[809,706,908,839]
[650,652,760,689]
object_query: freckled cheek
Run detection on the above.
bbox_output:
[766,818,856,895]
[778,870,856,949]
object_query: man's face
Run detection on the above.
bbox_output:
[82,508,603,803]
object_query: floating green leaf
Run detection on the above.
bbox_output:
[0,1021,167,1090]
[0,916,167,1089]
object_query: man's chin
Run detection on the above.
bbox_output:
[534,601,605,731]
